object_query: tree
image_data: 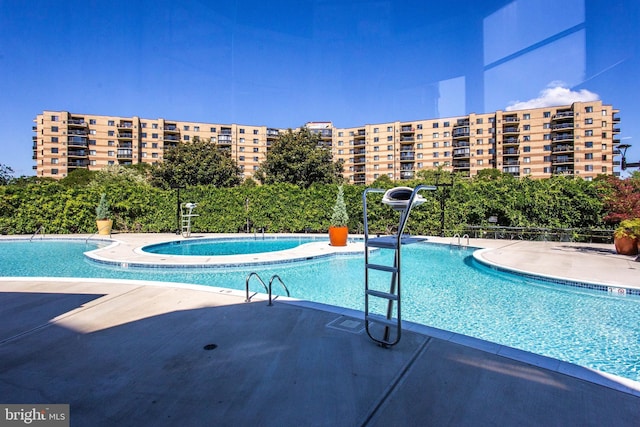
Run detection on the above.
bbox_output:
[597,175,640,224]
[0,164,14,185]
[151,138,242,188]
[254,127,344,188]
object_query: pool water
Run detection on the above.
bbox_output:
[142,237,323,256]
[1,239,639,382]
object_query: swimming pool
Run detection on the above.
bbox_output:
[142,237,325,256]
[1,239,639,383]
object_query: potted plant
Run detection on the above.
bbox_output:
[613,218,640,255]
[329,185,349,246]
[95,193,113,236]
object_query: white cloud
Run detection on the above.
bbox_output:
[505,83,599,111]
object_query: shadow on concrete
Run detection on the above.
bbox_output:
[1,291,639,426]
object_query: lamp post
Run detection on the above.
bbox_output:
[618,143,640,170]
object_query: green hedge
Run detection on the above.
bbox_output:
[0,176,608,236]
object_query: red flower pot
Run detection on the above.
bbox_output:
[614,235,639,255]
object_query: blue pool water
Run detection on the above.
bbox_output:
[142,237,322,256]
[1,239,639,382]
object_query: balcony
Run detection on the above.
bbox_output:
[502,166,520,175]
[353,173,366,183]
[67,136,88,147]
[553,166,574,175]
[452,160,470,169]
[552,144,573,153]
[117,132,133,139]
[400,126,414,133]
[354,155,366,164]
[400,154,415,161]
[400,137,415,142]
[68,129,88,136]
[118,122,134,129]
[503,116,519,123]
[400,165,414,171]
[552,111,574,120]
[68,118,87,127]
[353,139,366,146]
[267,128,279,137]
[68,149,88,158]
[218,135,232,143]
[356,129,365,136]
[164,135,179,141]
[454,119,470,127]
[353,148,366,155]
[119,142,133,149]
[503,127,519,134]
[164,124,179,133]
[117,149,133,159]
[452,127,470,138]
[613,127,621,133]
[503,159,519,166]
[400,171,415,179]
[552,133,573,142]
[453,149,470,158]
[503,137,519,145]
[503,148,519,155]
[552,156,574,164]
[220,128,232,135]
[551,123,573,130]
[453,141,470,148]
[68,160,89,168]
[353,166,366,173]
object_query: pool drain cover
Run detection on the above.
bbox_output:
[203,344,218,350]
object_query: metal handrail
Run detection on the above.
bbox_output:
[268,275,290,306]
[245,272,290,305]
[245,272,269,302]
[30,226,45,242]
[85,223,112,243]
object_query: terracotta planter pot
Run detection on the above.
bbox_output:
[614,235,638,255]
[329,226,348,246]
[96,219,113,236]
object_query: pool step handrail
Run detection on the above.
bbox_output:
[85,223,112,243]
[30,225,46,242]
[451,234,470,248]
[245,272,290,306]
[363,185,436,348]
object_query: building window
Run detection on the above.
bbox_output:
[239,128,245,134]
[585,165,593,171]
[89,150,96,155]
[373,128,379,133]
[524,157,531,163]
[433,142,439,148]
[89,119,96,125]
[432,123,438,128]
[523,114,530,120]
[417,134,423,140]
[585,153,593,160]
[108,131,115,137]
[443,121,450,127]
[476,118,483,124]
[387,164,393,169]
[387,136,393,141]
[602,166,607,173]
[152,143,158,149]
[387,126,393,132]
[543,156,551,162]
[108,120,115,126]
[152,123,158,129]
[523,136,530,141]
[152,153,158,158]
[543,111,551,118]
[108,151,115,157]
[373,137,379,142]
[543,135,551,141]
[183,135,190,141]
[417,143,423,149]
[543,123,551,129]
[523,146,531,152]
[253,148,259,153]
[523,168,531,174]
[476,129,483,135]
[523,125,530,131]
[387,145,393,150]
[239,138,245,143]
[253,156,259,162]
[417,153,423,159]
[477,159,483,165]
[585,130,593,136]
[585,106,593,113]
[585,118,593,125]
[433,152,439,158]
[373,155,379,161]
[444,151,450,157]
[51,147,58,153]
[476,149,483,155]
[544,167,551,173]
[416,124,423,130]
[374,146,379,152]
[387,155,393,160]
[239,147,245,152]
[602,154,607,161]
[51,137,58,143]
[602,132,607,138]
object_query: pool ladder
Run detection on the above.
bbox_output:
[451,234,470,248]
[245,272,290,306]
[362,185,436,347]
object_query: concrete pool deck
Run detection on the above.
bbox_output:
[1,233,640,426]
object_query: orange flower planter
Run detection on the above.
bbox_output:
[614,235,638,255]
[329,226,348,246]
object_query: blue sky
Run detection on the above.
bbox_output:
[1,0,638,177]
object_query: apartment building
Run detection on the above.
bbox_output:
[33,100,620,183]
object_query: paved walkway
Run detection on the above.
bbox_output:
[1,234,639,426]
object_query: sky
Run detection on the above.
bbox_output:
[1,0,639,177]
